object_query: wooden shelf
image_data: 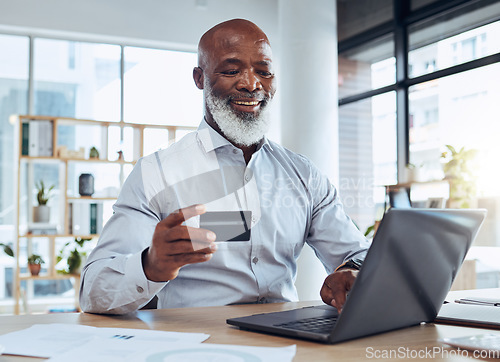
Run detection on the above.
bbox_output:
[19,234,99,238]
[19,273,80,281]
[67,196,117,201]
[14,114,196,315]
[20,155,135,165]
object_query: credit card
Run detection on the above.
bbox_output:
[199,211,251,241]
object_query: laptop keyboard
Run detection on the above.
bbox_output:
[274,315,338,334]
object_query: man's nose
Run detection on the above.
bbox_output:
[236,70,262,93]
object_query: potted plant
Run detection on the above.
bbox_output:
[57,237,92,275]
[441,145,478,208]
[34,180,55,223]
[89,146,100,159]
[27,254,45,276]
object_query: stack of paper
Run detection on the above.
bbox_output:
[0,324,296,362]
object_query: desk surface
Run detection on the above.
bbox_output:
[1,289,500,361]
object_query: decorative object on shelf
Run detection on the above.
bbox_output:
[56,145,85,159]
[78,173,95,197]
[89,146,100,159]
[0,242,14,257]
[406,163,424,182]
[27,254,45,276]
[34,180,54,223]
[441,145,478,208]
[57,237,92,275]
[117,150,124,161]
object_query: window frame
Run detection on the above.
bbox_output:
[338,0,500,182]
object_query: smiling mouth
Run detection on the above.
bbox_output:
[231,99,261,106]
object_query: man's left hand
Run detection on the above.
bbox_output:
[320,269,358,313]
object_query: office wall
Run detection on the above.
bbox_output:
[0,0,279,50]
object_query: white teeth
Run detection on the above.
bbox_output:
[233,100,259,106]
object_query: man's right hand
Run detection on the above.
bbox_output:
[142,204,217,282]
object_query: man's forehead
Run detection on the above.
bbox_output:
[198,20,273,68]
[211,35,273,61]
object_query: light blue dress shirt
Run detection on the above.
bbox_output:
[80,119,369,314]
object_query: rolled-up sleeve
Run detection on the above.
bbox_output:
[79,158,166,314]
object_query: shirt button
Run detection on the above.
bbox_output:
[245,174,251,181]
[251,215,257,223]
[232,149,238,154]
[259,297,266,303]
[136,286,144,293]
[252,257,259,264]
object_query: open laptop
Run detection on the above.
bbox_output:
[227,208,486,344]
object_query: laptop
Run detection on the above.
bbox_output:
[227,208,487,344]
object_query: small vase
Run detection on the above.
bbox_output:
[29,264,41,276]
[33,205,50,223]
[79,173,94,196]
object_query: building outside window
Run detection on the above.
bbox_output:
[338,0,500,288]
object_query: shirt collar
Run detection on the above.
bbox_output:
[197,117,273,153]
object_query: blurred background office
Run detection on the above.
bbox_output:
[0,0,499,314]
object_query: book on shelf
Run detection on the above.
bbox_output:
[21,122,30,156]
[27,223,59,235]
[69,202,104,235]
[26,120,53,157]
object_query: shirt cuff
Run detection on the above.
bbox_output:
[125,249,167,298]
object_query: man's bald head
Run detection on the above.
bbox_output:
[198,19,270,69]
[193,19,276,148]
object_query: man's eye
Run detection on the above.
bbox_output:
[221,70,239,75]
[258,71,273,78]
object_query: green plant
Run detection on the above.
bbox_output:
[35,180,55,206]
[89,146,99,158]
[441,145,478,208]
[27,254,45,265]
[0,242,14,257]
[57,237,92,275]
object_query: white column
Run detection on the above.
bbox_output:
[278,0,339,301]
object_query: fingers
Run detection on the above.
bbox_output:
[156,224,216,246]
[161,204,207,228]
[320,270,358,313]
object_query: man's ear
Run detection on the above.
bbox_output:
[193,67,204,90]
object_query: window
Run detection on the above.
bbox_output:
[123,47,201,126]
[339,92,397,231]
[338,0,500,288]
[0,34,29,308]
[33,39,121,121]
[0,34,201,313]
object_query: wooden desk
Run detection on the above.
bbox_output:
[1,295,500,361]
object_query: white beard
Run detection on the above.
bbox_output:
[204,83,272,147]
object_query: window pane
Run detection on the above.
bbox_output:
[124,47,202,126]
[339,35,395,99]
[411,0,440,11]
[409,63,500,246]
[143,128,169,157]
[0,35,29,308]
[409,4,500,78]
[0,34,29,227]
[339,92,397,233]
[337,0,393,41]
[33,39,121,121]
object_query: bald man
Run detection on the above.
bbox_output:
[80,19,369,315]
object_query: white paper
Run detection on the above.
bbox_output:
[0,323,209,358]
[47,338,297,362]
